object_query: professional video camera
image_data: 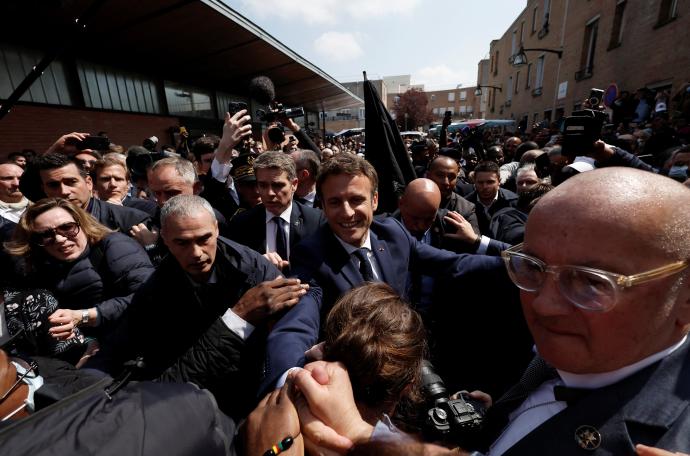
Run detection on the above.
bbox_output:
[420,361,486,446]
[561,88,610,158]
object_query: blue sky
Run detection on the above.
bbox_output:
[229,0,527,90]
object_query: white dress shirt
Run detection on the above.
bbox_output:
[489,336,688,455]
[265,204,292,259]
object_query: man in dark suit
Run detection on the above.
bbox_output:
[464,160,518,236]
[261,154,520,393]
[88,195,315,420]
[425,155,480,234]
[485,168,690,455]
[289,149,321,208]
[228,151,323,272]
[30,153,150,233]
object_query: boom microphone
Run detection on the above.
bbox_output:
[249,76,275,106]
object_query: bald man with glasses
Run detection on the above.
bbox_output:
[481,168,690,456]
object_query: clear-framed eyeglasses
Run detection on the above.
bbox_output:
[501,243,689,312]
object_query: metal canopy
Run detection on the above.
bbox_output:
[2,0,362,112]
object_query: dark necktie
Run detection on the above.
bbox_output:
[482,356,559,443]
[352,248,375,282]
[273,216,288,261]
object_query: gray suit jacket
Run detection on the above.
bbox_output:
[502,337,690,455]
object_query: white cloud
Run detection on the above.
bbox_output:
[238,0,420,25]
[313,32,363,62]
[412,65,473,90]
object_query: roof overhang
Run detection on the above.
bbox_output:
[2,0,362,111]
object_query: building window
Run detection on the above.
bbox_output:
[1,44,74,106]
[538,0,551,37]
[520,21,525,44]
[460,106,467,114]
[493,51,499,76]
[576,17,599,80]
[78,61,160,113]
[515,72,520,94]
[165,82,213,118]
[433,108,439,115]
[511,30,518,56]
[526,63,532,88]
[657,0,679,26]
[394,96,400,104]
[467,106,474,113]
[448,92,455,102]
[532,6,538,33]
[430,94,436,101]
[507,76,513,102]
[535,56,545,90]
[609,0,627,49]
[460,91,467,100]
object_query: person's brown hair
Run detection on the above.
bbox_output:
[323,283,427,413]
[316,153,378,198]
[4,198,111,265]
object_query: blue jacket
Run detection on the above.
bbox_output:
[261,217,504,392]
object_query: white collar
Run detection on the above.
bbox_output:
[334,230,373,254]
[556,335,688,389]
[264,203,292,225]
[303,188,317,203]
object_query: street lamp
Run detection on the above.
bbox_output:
[511,45,563,66]
[474,85,502,96]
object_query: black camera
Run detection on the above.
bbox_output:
[561,109,608,158]
[256,103,305,123]
[421,361,485,445]
[228,101,249,116]
[588,88,605,107]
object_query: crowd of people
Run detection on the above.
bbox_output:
[0,97,689,456]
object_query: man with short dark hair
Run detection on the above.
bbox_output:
[261,154,525,394]
[228,151,323,271]
[289,149,321,208]
[465,161,518,236]
[29,153,150,233]
[425,155,480,234]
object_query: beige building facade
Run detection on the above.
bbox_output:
[484,0,690,129]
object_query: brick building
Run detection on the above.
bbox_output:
[483,0,690,129]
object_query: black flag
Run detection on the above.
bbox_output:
[363,71,416,213]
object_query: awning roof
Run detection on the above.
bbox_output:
[3,0,362,112]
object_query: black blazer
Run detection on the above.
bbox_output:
[499,337,690,455]
[88,198,150,234]
[227,200,323,256]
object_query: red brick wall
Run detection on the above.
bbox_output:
[486,0,690,126]
[0,104,180,159]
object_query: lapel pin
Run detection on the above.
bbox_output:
[574,425,601,450]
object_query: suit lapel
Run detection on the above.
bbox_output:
[257,206,268,254]
[370,230,395,285]
[323,228,361,289]
[289,201,305,248]
[504,339,690,455]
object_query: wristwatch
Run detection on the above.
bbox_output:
[81,309,90,325]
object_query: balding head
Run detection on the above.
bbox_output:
[521,168,690,374]
[530,168,690,260]
[0,163,25,203]
[399,178,441,237]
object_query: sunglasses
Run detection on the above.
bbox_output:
[31,221,80,246]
